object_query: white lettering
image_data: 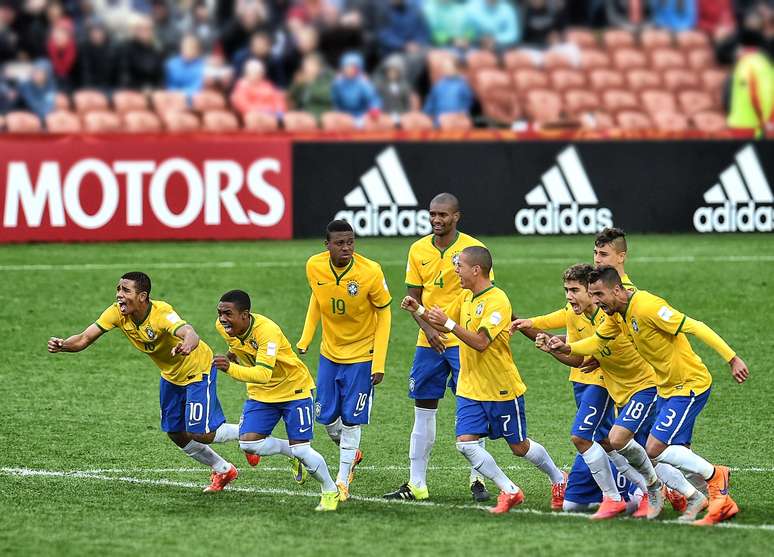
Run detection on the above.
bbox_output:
[149,158,203,228]
[246,159,284,227]
[63,159,119,229]
[515,203,613,235]
[3,161,65,227]
[114,161,155,226]
[204,160,248,225]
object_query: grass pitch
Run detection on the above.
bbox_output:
[1,234,772,556]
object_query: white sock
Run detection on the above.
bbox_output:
[325,418,343,445]
[685,471,709,495]
[213,423,239,443]
[582,442,622,501]
[523,438,565,485]
[239,437,293,458]
[409,407,437,489]
[337,425,361,486]
[655,445,715,479]
[182,440,230,473]
[291,443,337,492]
[626,488,644,514]
[563,500,598,513]
[607,449,648,492]
[655,462,698,498]
[618,439,659,486]
[456,441,519,494]
[470,438,486,484]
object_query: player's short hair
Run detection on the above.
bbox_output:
[121,272,151,296]
[594,227,627,253]
[326,219,354,240]
[588,265,623,288]
[220,290,251,312]
[563,263,594,286]
[429,192,460,212]
[462,246,492,275]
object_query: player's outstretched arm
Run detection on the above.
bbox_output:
[408,286,447,354]
[48,324,105,353]
[212,354,272,384]
[426,306,490,352]
[679,317,749,384]
[371,306,391,385]
[171,324,199,357]
[297,293,320,354]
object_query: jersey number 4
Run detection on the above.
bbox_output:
[433,271,444,289]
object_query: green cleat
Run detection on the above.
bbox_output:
[315,490,340,512]
[383,482,429,501]
[289,457,308,485]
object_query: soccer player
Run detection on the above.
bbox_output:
[563,455,643,514]
[402,246,566,514]
[297,220,392,501]
[593,227,635,290]
[547,266,750,525]
[385,192,492,503]
[47,272,240,492]
[214,290,339,511]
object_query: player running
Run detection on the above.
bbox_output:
[547,266,749,525]
[297,220,392,501]
[385,193,493,503]
[402,246,566,513]
[47,272,240,492]
[214,290,339,511]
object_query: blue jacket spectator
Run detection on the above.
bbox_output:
[165,34,205,100]
[423,58,473,123]
[377,0,431,55]
[466,0,520,48]
[19,60,56,121]
[649,0,698,32]
[331,52,382,118]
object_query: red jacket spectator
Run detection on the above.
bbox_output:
[698,0,735,35]
[47,21,76,88]
[230,59,287,116]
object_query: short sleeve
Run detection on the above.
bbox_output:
[254,325,281,370]
[595,313,622,340]
[644,300,686,335]
[158,304,187,335]
[405,249,422,288]
[369,266,392,309]
[477,294,510,341]
[95,305,120,332]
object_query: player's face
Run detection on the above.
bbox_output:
[588,280,619,315]
[594,243,625,268]
[564,280,593,315]
[325,231,355,267]
[428,202,460,237]
[455,252,476,289]
[217,301,250,336]
[115,279,145,316]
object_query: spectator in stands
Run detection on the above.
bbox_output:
[288,52,334,119]
[77,18,116,92]
[19,59,56,121]
[375,0,429,84]
[47,19,76,91]
[331,51,381,120]
[698,0,735,35]
[604,0,642,29]
[522,0,568,47]
[220,0,270,60]
[13,0,49,59]
[373,54,416,121]
[286,0,339,28]
[649,0,698,31]
[0,74,17,114]
[232,30,286,85]
[165,33,205,100]
[89,0,149,38]
[151,0,184,57]
[422,56,473,124]
[117,15,165,90]
[230,58,286,117]
[0,2,18,64]
[182,0,218,54]
[422,0,475,49]
[318,10,369,72]
[466,0,520,50]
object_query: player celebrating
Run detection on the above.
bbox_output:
[214,290,339,511]
[297,220,392,501]
[403,246,566,514]
[593,227,635,289]
[385,192,493,503]
[547,266,749,525]
[47,272,240,492]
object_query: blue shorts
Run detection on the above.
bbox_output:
[571,383,614,442]
[315,355,373,426]
[565,453,633,505]
[650,388,711,446]
[455,395,527,442]
[409,346,460,400]
[614,387,658,446]
[240,397,315,441]
[159,366,226,434]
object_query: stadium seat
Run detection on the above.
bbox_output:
[616,110,653,130]
[626,69,662,91]
[687,48,714,70]
[475,69,520,124]
[73,90,109,114]
[580,49,611,69]
[662,69,700,90]
[162,111,200,132]
[589,69,625,90]
[691,110,727,132]
[362,113,396,131]
[83,110,122,132]
[123,110,162,132]
[202,109,240,132]
[566,28,598,49]
[701,68,729,96]
[45,110,82,133]
[650,48,687,70]
[5,111,42,133]
[550,69,586,91]
[564,89,601,115]
[678,90,715,115]
[652,111,689,131]
[603,28,636,49]
[152,91,188,115]
[602,89,639,112]
[466,50,499,72]
[581,110,614,130]
[613,48,648,70]
[677,30,710,49]
[525,89,563,124]
[512,68,549,93]
[192,90,227,112]
[321,111,357,131]
[543,49,574,69]
[641,28,673,50]
[427,49,458,82]
[472,68,511,95]
[243,111,280,132]
[113,90,148,113]
[400,111,434,131]
[55,93,70,111]
[282,111,318,132]
[438,112,472,131]
[640,89,677,115]
[503,49,539,70]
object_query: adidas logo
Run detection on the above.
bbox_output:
[694,145,773,233]
[334,146,431,237]
[514,146,613,235]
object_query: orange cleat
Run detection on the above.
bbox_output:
[693,495,739,526]
[632,494,649,518]
[203,464,238,493]
[244,452,261,467]
[551,471,568,510]
[665,487,687,513]
[590,497,628,520]
[489,490,525,514]
[705,465,731,502]
[348,449,363,484]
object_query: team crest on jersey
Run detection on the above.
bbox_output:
[314,401,322,417]
[409,377,415,392]
[631,318,640,333]
[475,302,484,317]
[145,326,156,340]
[346,280,360,297]
[452,253,460,267]
[249,339,259,350]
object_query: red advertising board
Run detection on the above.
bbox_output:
[0,135,292,242]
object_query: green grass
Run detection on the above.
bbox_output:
[1,234,772,556]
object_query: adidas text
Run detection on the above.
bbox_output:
[335,205,431,237]
[515,204,613,235]
[694,202,773,233]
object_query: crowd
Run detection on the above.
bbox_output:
[0,0,771,130]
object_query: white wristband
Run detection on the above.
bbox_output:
[414,305,425,317]
[444,318,456,331]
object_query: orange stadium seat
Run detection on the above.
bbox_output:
[589,69,625,90]
[202,109,240,132]
[650,48,687,70]
[580,49,611,69]
[466,50,499,72]
[603,28,636,49]
[476,69,520,124]
[640,89,677,115]
[687,48,714,70]
[566,28,598,49]
[83,110,122,132]
[438,112,473,131]
[192,90,226,112]
[662,68,700,90]
[73,90,109,113]
[691,110,727,132]
[677,30,710,49]
[362,113,396,131]
[543,49,574,69]
[613,48,648,70]
[400,111,434,131]
[602,89,639,112]
[564,89,601,115]
[6,111,42,132]
[701,68,729,95]
[550,69,586,91]
[243,111,280,132]
[45,110,82,133]
[113,90,148,113]
[162,111,200,132]
[283,111,318,132]
[582,110,615,129]
[54,92,70,111]
[152,91,188,115]
[427,49,458,82]
[123,110,162,132]
[641,28,673,50]
[652,111,689,131]
[321,111,357,131]
[472,68,510,95]
[626,69,662,91]
[616,110,653,130]
[525,89,563,124]
[678,90,716,115]
[503,49,539,70]
[512,69,549,93]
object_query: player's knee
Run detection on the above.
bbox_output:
[571,435,592,453]
[509,439,530,457]
[607,431,629,451]
[456,441,476,457]
[167,431,190,448]
[646,442,665,460]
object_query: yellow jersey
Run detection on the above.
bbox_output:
[405,231,490,348]
[448,286,527,402]
[216,313,314,403]
[620,273,636,292]
[95,300,213,386]
[300,252,392,365]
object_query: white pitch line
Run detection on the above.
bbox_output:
[2,467,772,532]
[1,255,774,272]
